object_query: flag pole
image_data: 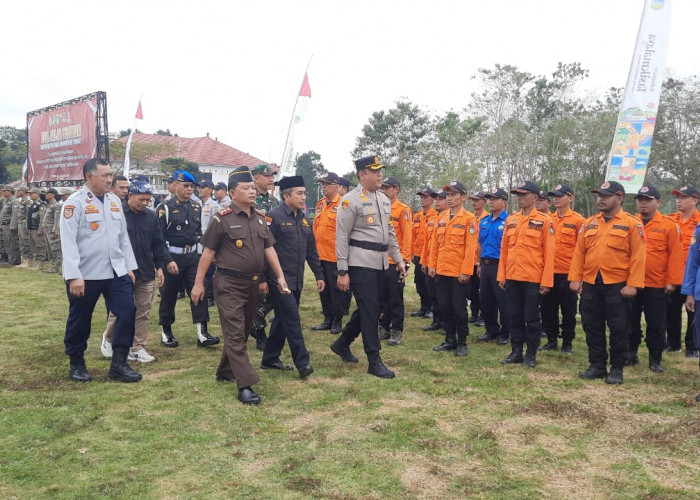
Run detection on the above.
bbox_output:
[280,55,313,177]
[123,93,143,179]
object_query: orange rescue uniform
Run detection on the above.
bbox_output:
[412,207,436,258]
[313,194,341,262]
[497,209,555,287]
[550,209,585,275]
[668,209,700,259]
[568,210,646,288]
[638,211,684,288]
[389,199,412,265]
[421,209,443,267]
[428,208,478,277]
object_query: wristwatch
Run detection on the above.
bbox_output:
[338,270,348,276]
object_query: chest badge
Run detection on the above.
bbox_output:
[236,239,243,248]
[90,222,99,231]
[259,219,264,225]
[367,216,374,224]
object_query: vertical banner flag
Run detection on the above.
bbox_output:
[605,0,672,192]
[123,98,144,179]
[280,73,312,177]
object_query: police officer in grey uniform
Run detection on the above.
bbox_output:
[330,155,406,378]
[61,158,141,383]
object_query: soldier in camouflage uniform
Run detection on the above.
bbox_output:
[250,164,280,351]
[42,188,62,273]
[16,185,31,266]
[6,186,21,265]
[0,186,7,264]
[27,187,47,269]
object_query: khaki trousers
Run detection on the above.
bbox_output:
[106,279,155,351]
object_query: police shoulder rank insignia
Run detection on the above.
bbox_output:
[255,208,266,217]
[219,208,233,216]
[63,205,75,219]
[342,200,350,210]
[302,218,310,226]
[212,214,221,223]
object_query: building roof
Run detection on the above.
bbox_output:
[117,133,270,167]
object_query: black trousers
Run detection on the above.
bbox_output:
[505,280,541,349]
[263,287,309,368]
[379,265,405,331]
[580,282,631,370]
[425,273,440,321]
[338,266,386,354]
[435,275,470,344]
[412,256,429,311]
[479,260,509,340]
[319,260,349,319]
[629,287,667,354]
[159,252,209,326]
[666,287,695,350]
[541,273,578,345]
[64,274,135,355]
[469,265,481,317]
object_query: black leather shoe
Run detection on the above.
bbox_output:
[685,350,699,359]
[501,350,524,365]
[561,344,573,355]
[605,368,624,385]
[424,311,434,319]
[298,365,314,378]
[422,322,440,331]
[331,340,358,363]
[578,366,607,380]
[311,319,332,331]
[454,345,468,357]
[197,323,220,347]
[330,319,342,335]
[624,353,639,366]
[477,333,493,342]
[538,341,558,351]
[468,316,478,324]
[432,342,456,352]
[238,387,261,405]
[496,337,509,345]
[261,361,294,371]
[522,353,536,368]
[410,309,427,318]
[664,345,681,353]
[649,359,664,373]
[69,364,92,382]
[474,319,485,327]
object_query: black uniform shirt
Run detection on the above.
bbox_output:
[265,202,323,291]
[156,196,201,247]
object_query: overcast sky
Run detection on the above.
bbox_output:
[2,0,698,176]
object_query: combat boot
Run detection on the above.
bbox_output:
[108,346,142,382]
[605,367,624,385]
[378,325,390,340]
[538,341,558,351]
[367,351,395,378]
[196,322,220,347]
[311,317,332,331]
[69,354,92,382]
[161,325,179,348]
[255,328,267,351]
[387,329,403,346]
[578,365,607,380]
[523,345,537,368]
[330,316,342,335]
[648,351,664,373]
[625,349,639,366]
[330,338,358,363]
[501,344,524,364]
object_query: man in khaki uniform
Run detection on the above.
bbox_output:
[16,185,31,266]
[42,188,62,273]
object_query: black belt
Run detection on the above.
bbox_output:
[349,239,388,252]
[481,258,499,265]
[217,267,261,281]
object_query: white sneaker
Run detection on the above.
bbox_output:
[100,331,113,358]
[128,348,155,363]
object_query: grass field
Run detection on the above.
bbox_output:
[1,265,700,499]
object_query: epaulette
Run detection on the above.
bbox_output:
[255,208,266,217]
[219,207,233,216]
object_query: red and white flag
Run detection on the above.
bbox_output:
[124,99,144,178]
[281,72,312,177]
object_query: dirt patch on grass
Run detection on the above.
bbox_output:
[241,457,276,475]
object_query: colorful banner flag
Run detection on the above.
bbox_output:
[123,99,143,179]
[280,72,312,177]
[605,0,672,192]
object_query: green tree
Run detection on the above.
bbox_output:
[160,157,200,177]
[295,151,325,209]
[0,126,27,183]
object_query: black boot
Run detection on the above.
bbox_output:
[422,320,440,331]
[538,340,558,351]
[433,332,456,351]
[501,344,524,364]
[625,349,639,366]
[255,328,267,351]
[649,350,664,373]
[605,367,624,385]
[311,317,332,331]
[578,365,607,380]
[455,337,468,357]
[69,354,92,382]
[330,338,358,363]
[367,351,395,378]
[196,322,220,347]
[161,325,179,348]
[523,345,537,368]
[330,317,342,335]
[108,346,142,383]
[410,308,427,318]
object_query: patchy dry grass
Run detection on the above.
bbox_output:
[1,265,700,498]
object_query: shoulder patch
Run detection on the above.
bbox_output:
[63,205,75,219]
[342,200,350,210]
[254,208,266,217]
[212,214,221,223]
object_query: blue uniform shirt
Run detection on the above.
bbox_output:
[681,225,700,299]
[478,210,508,260]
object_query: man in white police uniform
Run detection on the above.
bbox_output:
[60,158,142,383]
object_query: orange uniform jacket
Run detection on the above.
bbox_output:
[421,209,442,267]
[568,210,646,288]
[497,209,555,287]
[551,209,585,275]
[638,211,684,288]
[313,194,341,262]
[428,208,478,277]
[389,199,412,264]
[668,209,700,258]
[412,207,436,258]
